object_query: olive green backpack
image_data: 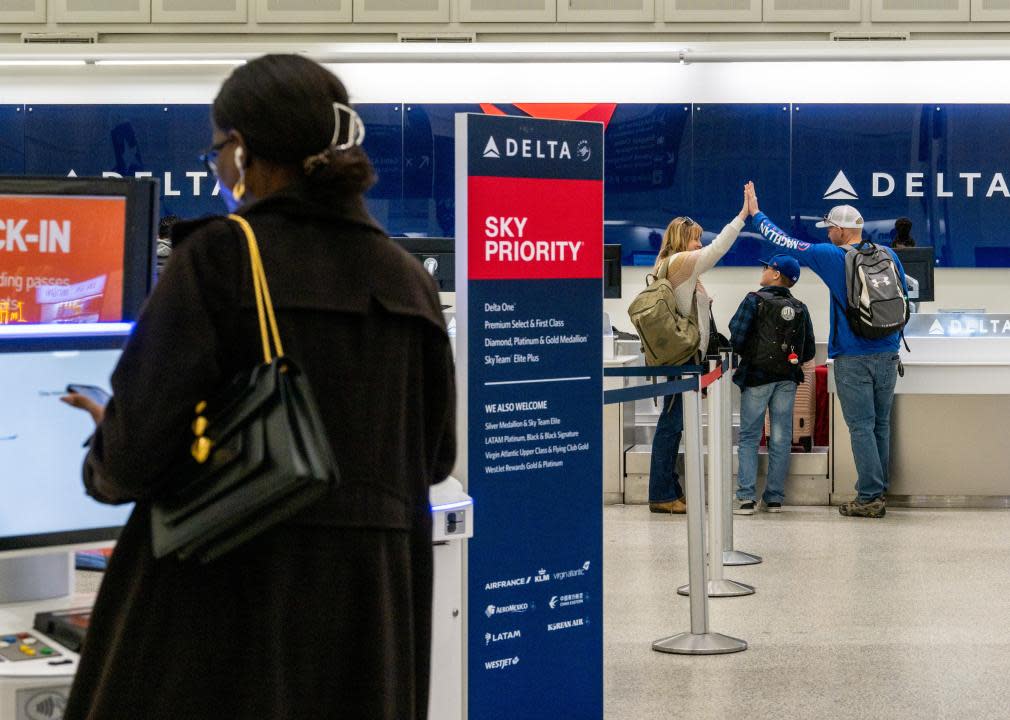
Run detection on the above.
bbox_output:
[627,258,700,367]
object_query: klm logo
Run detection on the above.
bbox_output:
[824,170,858,201]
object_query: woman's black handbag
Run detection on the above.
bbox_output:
[150,214,339,564]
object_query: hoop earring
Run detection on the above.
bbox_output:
[233,147,246,201]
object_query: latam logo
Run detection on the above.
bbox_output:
[480,136,576,161]
[826,169,1010,200]
[0,219,71,253]
[485,629,522,646]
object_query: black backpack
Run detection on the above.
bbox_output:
[746,291,806,378]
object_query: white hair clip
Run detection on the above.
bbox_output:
[332,101,366,150]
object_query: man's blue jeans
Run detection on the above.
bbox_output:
[736,380,796,504]
[649,393,684,503]
[832,352,900,502]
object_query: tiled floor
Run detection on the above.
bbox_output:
[604,504,1010,720]
[75,505,1010,719]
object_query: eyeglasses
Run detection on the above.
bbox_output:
[198,138,232,176]
[821,214,840,229]
[678,216,696,227]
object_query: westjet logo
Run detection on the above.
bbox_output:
[824,170,858,200]
[827,168,1010,199]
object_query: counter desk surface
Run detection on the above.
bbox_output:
[827,325,1010,505]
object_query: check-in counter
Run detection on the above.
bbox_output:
[829,314,1010,506]
[603,354,639,505]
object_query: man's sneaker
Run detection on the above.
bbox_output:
[763,501,782,513]
[733,499,756,516]
[838,496,886,518]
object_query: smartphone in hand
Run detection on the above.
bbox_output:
[66,384,111,406]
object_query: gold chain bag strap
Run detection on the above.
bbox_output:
[150,215,340,564]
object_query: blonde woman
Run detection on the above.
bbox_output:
[648,197,748,513]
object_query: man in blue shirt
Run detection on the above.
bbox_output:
[744,182,907,519]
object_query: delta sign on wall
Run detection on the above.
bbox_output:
[4,102,1010,266]
[456,113,603,720]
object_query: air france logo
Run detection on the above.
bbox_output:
[484,575,531,591]
[824,170,858,201]
[577,139,592,162]
[483,137,501,159]
[780,306,796,322]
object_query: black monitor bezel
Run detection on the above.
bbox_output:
[603,244,621,299]
[892,246,935,303]
[0,176,158,351]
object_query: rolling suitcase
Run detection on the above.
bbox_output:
[764,360,816,452]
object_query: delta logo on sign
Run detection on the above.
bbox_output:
[825,168,1010,199]
[479,135,592,162]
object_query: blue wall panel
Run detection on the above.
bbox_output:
[0,106,25,175]
[7,102,1010,266]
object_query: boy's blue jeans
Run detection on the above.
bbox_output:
[736,380,797,504]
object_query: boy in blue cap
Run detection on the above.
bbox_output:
[730,255,816,514]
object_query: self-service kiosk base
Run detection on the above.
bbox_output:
[1,481,473,720]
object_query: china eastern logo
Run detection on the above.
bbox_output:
[480,135,575,161]
[826,168,1010,199]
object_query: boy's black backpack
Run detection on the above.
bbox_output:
[747,291,806,378]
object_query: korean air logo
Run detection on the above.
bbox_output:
[824,170,859,201]
[577,139,592,162]
[483,136,501,159]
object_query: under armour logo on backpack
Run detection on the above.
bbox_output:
[871,276,891,289]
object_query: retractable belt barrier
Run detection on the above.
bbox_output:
[604,358,748,655]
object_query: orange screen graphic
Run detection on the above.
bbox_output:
[0,195,127,325]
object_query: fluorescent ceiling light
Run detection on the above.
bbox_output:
[0,60,87,66]
[93,59,246,66]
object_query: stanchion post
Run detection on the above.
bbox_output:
[678,358,754,598]
[653,382,747,656]
[720,350,763,567]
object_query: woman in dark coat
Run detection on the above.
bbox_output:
[61,55,456,720]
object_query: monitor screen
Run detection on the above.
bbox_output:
[0,339,133,552]
[0,176,158,331]
[604,244,621,299]
[893,246,935,303]
[394,237,455,292]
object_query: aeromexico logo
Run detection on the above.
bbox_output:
[482,135,590,162]
[825,168,1010,200]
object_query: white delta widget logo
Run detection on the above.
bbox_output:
[483,216,583,263]
[481,135,591,162]
[825,168,1010,200]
